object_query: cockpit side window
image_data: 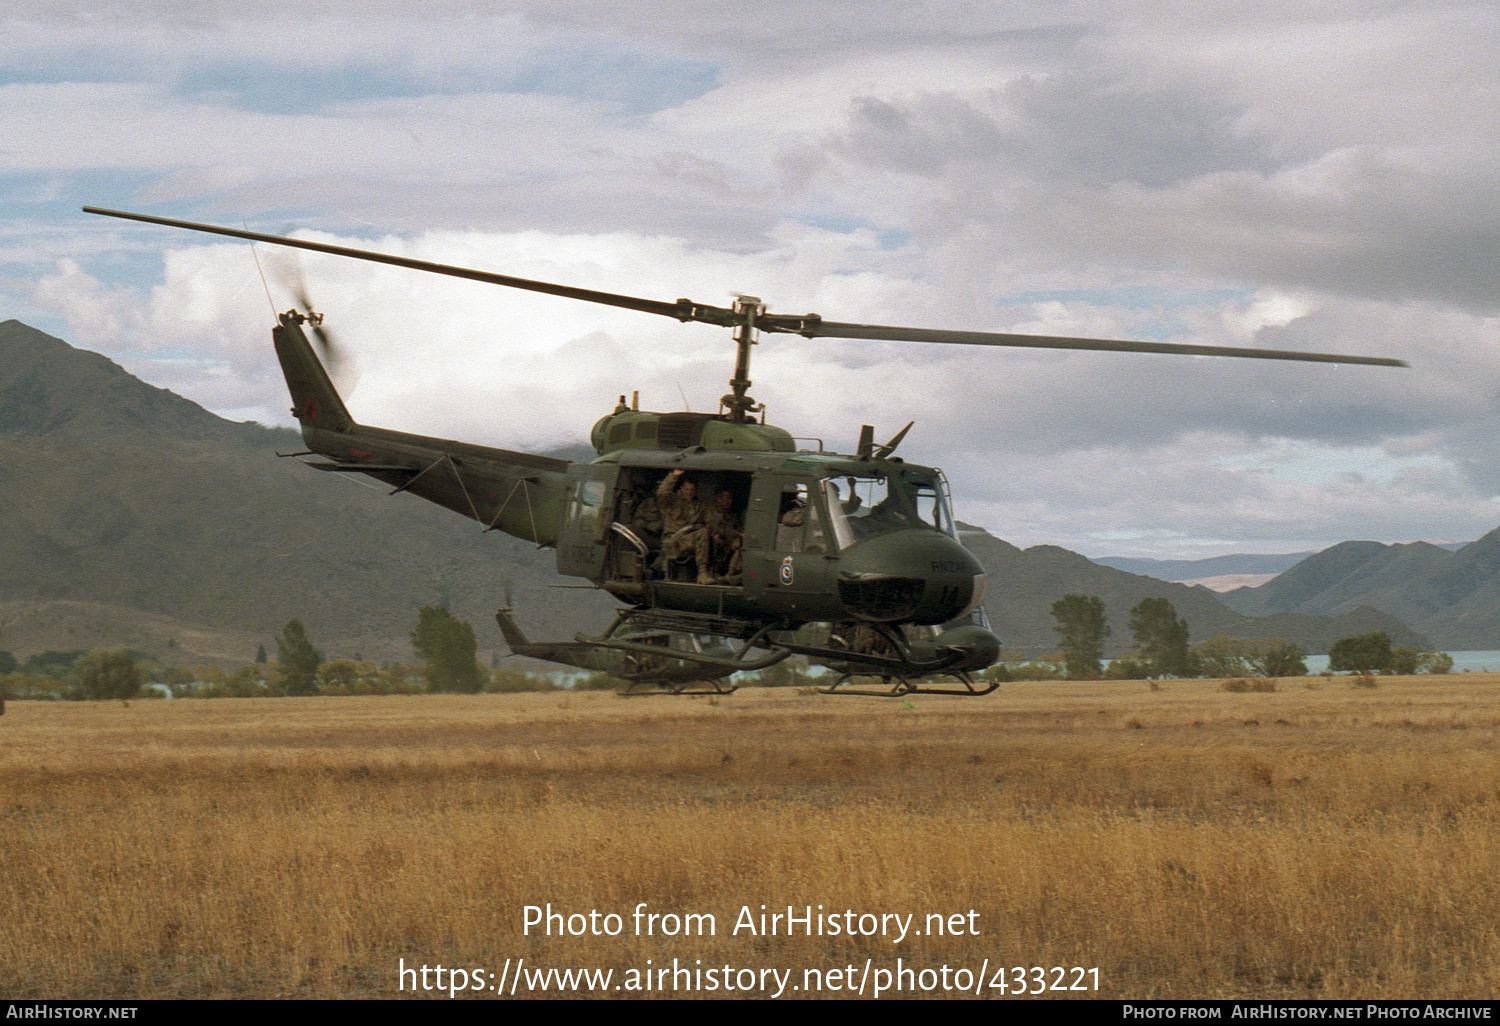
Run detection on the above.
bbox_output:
[913,488,947,534]
[776,481,827,553]
[906,470,957,537]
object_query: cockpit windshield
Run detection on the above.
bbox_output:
[822,468,958,550]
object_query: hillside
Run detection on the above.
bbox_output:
[1219,531,1500,650]
[1091,551,1314,580]
[958,528,1428,657]
[0,320,616,664]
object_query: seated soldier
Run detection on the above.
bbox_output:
[779,486,806,527]
[708,487,744,583]
[629,483,664,556]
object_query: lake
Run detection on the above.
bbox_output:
[1303,649,1500,674]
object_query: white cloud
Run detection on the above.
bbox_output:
[30,257,146,345]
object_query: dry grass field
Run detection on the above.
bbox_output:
[4,675,1500,1000]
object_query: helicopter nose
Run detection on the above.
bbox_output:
[836,531,986,624]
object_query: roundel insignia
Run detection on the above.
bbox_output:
[303,397,319,420]
[779,556,794,586]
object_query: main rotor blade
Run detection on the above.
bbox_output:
[84,206,1405,368]
[758,315,1408,368]
[83,206,738,327]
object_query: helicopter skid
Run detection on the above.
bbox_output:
[616,678,739,698]
[572,631,791,673]
[774,618,973,675]
[818,672,999,698]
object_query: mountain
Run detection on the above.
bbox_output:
[1091,552,1314,580]
[1218,531,1500,650]
[0,320,615,665]
[1219,541,1450,617]
[957,527,1428,657]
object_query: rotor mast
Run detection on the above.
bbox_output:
[724,295,763,424]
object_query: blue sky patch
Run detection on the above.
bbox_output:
[509,52,718,115]
[175,63,436,115]
[0,169,166,242]
[794,213,911,250]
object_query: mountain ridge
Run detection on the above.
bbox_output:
[1218,532,1500,649]
[1091,551,1314,580]
[960,530,1427,657]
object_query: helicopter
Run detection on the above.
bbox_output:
[82,206,1405,696]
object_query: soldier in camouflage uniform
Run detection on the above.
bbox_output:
[657,469,715,584]
[627,482,664,550]
[708,488,744,581]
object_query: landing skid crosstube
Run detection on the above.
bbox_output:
[615,678,739,697]
[567,610,998,697]
[817,673,1000,698]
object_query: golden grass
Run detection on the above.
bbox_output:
[4,675,1500,999]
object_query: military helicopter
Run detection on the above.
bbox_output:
[83,206,1405,696]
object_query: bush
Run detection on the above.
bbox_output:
[22,650,86,681]
[1328,632,1393,674]
[1388,646,1420,675]
[2,673,68,701]
[316,659,383,695]
[1418,651,1454,674]
[487,669,558,693]
[220,665,271,698]
[1385,648,1453,675]
[75,649,145,701]
[1246,639,1308,677]
[1006,660,1064,681]
[1221,677,1277,693]
[1193,637,1249,679]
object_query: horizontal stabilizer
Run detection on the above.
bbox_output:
[304,461,416,474]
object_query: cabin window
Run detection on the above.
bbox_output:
[573,478,609,539]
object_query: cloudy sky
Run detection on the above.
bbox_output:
[3,1,1497,559]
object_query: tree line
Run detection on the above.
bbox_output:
[1044,593,1453,680]
[0,597,1460,701]
[0,605,569,702]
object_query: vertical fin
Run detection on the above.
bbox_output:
[494,608,531,649]
[273,312,354,432]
